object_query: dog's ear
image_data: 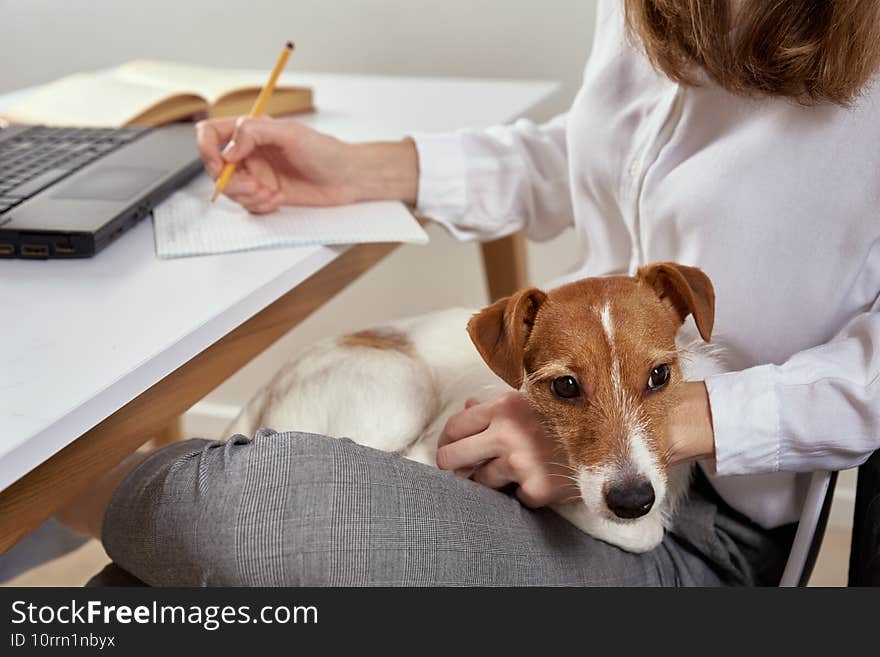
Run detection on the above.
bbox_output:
[637,262,715,341]
[467,287,547,389]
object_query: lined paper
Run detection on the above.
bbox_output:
[153,175,429,259]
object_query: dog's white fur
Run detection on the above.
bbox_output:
[226,308,725,553]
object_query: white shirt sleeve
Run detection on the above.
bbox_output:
[411,114,574,242]
[705,303,880,475]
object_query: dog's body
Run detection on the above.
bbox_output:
[227,308,506,467]
[227,264,725,553]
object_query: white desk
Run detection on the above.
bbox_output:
[0,72,557,550]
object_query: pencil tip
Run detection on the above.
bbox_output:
[286,41,294,50]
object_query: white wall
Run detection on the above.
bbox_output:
[1,0,595,119]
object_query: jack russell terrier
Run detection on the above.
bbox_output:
[226,262,724,553]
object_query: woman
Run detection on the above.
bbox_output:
[66,0,880,586]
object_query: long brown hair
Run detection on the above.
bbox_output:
[624,0,880,105]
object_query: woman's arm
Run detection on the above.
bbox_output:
[413,114,574,242]
[196,113,575,242]
[705,306,880,475]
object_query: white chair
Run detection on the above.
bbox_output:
[778,471,838,586]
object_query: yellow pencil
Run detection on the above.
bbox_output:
[211,41,294,202]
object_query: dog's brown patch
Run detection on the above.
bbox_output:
[339,328,414,354]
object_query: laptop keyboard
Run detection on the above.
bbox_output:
[0,126,149,214]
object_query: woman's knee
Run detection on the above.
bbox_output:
[101,432,329,585]
[184,430,351,585]
[103,431,428,585]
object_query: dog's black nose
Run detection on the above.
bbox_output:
[605,478,655,519]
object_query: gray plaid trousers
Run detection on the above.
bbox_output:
[102,430,792,586]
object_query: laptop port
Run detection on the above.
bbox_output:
[21,244,49,258]
[54,243,76,255]
[0,243,14,256]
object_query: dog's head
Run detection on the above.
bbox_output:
[467,262,715,528]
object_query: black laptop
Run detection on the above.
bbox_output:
[0,123,202,258]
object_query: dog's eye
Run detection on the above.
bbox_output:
[551,375,581,399]
[647,364,671,391]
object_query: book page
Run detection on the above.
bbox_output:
[153,175,429,259]
[114,60,270,106]
[0,73,191,127]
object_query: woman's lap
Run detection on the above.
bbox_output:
[101,430,792,586]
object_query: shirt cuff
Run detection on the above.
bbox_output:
[410,132,470,237]
[703,364,782,476]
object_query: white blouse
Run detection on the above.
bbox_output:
[412,0,880,528]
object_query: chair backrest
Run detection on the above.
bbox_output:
[848,449,880,586]
[778,470,838,587]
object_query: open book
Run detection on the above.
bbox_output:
[1,60,314,127]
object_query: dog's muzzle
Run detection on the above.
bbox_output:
[604,476,655,519]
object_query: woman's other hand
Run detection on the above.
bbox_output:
[437,392,579,508]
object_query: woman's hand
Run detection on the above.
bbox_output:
[436,392,579,508]
[195,116,419,213]
[665,381,717,464]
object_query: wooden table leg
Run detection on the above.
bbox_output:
[151,418,184,449]
[0,241,400,555]
[480,232,529,301]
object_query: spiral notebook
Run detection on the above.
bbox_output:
[153,175,429,259]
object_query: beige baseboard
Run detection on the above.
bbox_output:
[182,400,240,442]
[827,474,856,532]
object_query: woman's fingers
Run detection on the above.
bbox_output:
[435,431,499,471]
[230,183,274,211]
[222,172,258,200]
[195,118,237,175]
[241,186,274,210]
[242,154,279,189]
[471,459,513,489]
[222,116,293,164]
[218,164,285,213]
[244,189,285,215]
[439,402,492,447]
[516,478,561,509]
